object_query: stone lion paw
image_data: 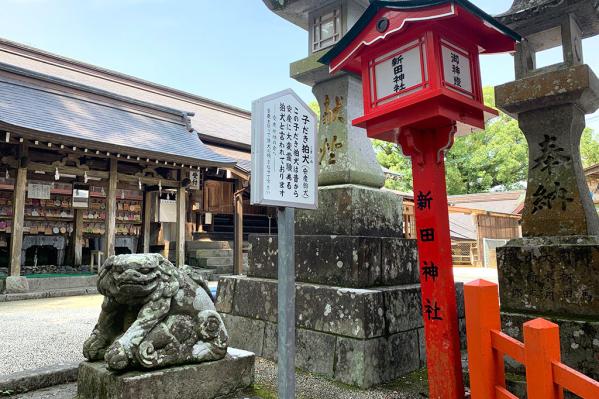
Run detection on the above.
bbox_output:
[105,341,130,370]
[83,333,109,361]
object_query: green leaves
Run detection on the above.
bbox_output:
[373,87,599,195]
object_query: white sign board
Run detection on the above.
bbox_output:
[189,170,200,190]
[373,42,423,102]
[159,199,177,223]
[441,43,473,95]
[251,89,318,209]
[27,183,51,200]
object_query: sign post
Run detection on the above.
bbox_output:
[251,89,318,399]
[318,1,520,397]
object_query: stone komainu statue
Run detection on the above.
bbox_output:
[83,254,228,370]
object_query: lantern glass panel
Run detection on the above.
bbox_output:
[368,38,428,108]
[440,40,473,98]
[312,8,341,52]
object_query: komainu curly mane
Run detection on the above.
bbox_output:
[83,253,228,370]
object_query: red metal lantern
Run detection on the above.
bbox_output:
[320,2,520,398]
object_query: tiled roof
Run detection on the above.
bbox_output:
[206,144,252,173]
[0,63,235,168]
[0,37,252,148]
[448,191,525,214]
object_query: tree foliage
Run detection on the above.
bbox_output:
[374,87,599,195]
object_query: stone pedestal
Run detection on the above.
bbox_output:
[217,186,465,388]
[497,237,599,379]
[76,348,255,399]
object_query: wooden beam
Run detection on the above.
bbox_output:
[143,190,152,253]
[104,158,118,258]
[176,186,186,267]
[233,181,244,275]
[118,173,179,188]
[9,166,27,276]
[28,162,108,179]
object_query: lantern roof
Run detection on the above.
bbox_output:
[319,0,522,74]
[497,0,599,39]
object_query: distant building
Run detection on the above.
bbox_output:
[586,163,599,214]
[394,189,523,268]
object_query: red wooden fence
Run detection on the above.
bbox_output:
[464,279,599,399]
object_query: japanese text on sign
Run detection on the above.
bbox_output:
[372,41,423,103]
[251,89,318,209]
[441,43,472,94]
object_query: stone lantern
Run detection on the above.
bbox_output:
[496,0,599,236]
[263,0,385,187]
[494,0,599,385]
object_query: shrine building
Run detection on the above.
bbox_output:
[0,38,271,283]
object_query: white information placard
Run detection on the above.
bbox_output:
[27,183,51,200]
[251,89,318,209]
[441,43,473,95]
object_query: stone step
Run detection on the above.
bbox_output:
[204,264,234,275]
[193,249,233,258]
[209,273,232,282]
[186,240,231,250]
[198,257,234,268]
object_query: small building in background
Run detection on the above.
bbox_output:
[398,190,524,268]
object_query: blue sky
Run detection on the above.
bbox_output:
[1,0,598,129]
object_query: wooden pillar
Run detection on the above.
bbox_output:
[143,190,152,253]
[233,180,244,275]
[104,158,117,258]
[73,208,84,266]
[176,185,186,267]
[9,158,27,276]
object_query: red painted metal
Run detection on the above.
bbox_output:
[324,3,518,398]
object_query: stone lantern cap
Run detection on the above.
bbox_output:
[497,0,599,38]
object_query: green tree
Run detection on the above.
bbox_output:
[581,128,599,167]
[374,87,599,194]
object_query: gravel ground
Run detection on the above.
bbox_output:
[0,295,103,375]
[8,357,429,399]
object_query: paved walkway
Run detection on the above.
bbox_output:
[0,295,102,375]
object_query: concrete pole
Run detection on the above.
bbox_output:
[277,207,295,399]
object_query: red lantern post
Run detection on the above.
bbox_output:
[319,1,520,398]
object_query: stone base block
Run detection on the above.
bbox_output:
[76,348,255,399]
[497,237,599,317]
[4,276,29,294]
[217,275,466,388]
[295,185,403,237]
[501,312,599,380]
[221,313,420,388]
[217,276,464,340]
[248,234,418,288]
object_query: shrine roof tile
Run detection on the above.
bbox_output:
[0,62,235,168]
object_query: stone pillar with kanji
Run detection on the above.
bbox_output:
[495,0,599,388]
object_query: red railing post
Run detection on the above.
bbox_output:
[464,279,506,399]
[523,318,564,399]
